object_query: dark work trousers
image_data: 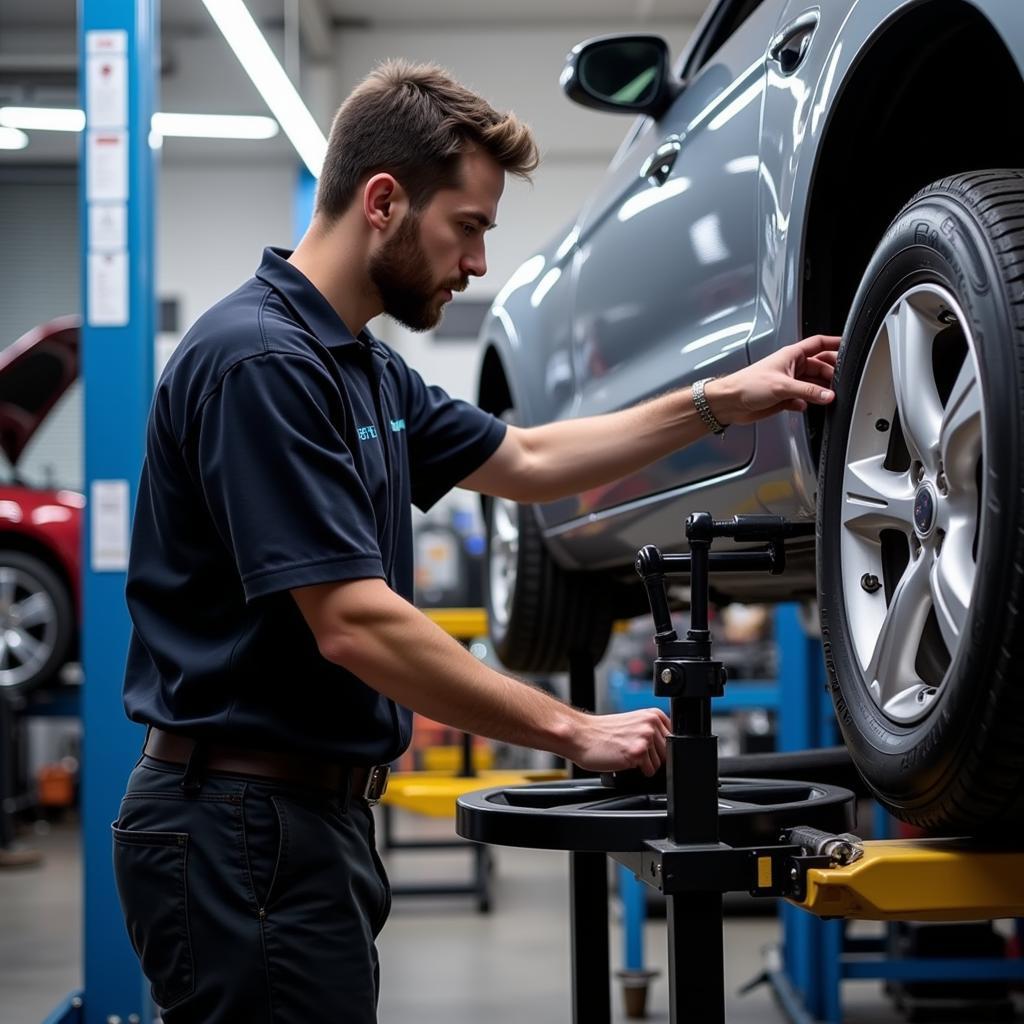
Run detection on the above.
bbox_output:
[112,755,392,1023]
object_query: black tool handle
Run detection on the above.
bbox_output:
[635,544,678,641]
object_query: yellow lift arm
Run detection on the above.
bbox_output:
[791,837,1024,921]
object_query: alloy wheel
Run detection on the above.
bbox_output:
[0,564,60,690]
[839,284,984,724]
[488,497,520,632]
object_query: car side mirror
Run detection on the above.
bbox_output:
[560,34,679,119]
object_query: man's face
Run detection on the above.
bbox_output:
[369,148,504,332]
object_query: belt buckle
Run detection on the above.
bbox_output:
[362,764,390,805]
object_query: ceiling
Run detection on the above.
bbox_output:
[1,0,711,32]
[0,0,708,165]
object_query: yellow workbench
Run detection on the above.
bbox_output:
[792,837,1024,921]
[383,769,566,817]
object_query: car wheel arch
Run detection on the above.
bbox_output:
[796,0,1024,463]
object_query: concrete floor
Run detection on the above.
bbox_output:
[0,812,1005,1023]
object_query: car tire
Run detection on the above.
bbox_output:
[483,490,612,674]
[0,551,74,696]
[817,169,1024,832]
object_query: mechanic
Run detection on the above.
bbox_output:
[112,60,840,1024]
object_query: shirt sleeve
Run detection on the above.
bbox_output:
[193,352,386,601]
[398,355,507,512]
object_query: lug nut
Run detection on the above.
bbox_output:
[937,473,948,495]
[860,573,881,594]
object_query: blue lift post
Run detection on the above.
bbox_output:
[773,603,844,1024]
[75,1,157,1022]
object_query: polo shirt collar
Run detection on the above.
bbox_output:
[255,246,375,350]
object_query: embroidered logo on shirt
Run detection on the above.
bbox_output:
[356,425,378,441]
[390,419,406,433]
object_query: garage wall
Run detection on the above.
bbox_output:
[158,162,294,340]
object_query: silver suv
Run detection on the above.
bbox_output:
[477,0,1024,832]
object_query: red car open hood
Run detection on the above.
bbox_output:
[0,316,80,468]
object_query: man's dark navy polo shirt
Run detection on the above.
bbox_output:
[123,247,506,763]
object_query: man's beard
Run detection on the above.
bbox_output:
[369,214,461,332]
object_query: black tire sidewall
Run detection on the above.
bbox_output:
[818,191,1021,813]
[483,496,612,673]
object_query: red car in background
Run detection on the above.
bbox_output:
[0,317,81,695]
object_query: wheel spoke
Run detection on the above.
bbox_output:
[886,301,942,469]
[492,500,519,546]
[939,356,982,491]
[865,550,932,707]
[0,569,16,610]
[0,636,9,671]
[14,592,53,630]
[929,526,974,656]
[842,455,916,541]
[9,629,44,667]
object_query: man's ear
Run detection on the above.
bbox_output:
[363,173,409,233]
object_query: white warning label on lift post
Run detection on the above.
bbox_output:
[91,479,130,572]
[86,50,127,128]
[86,130,128,201]
[89,202,127,251]
[88,250,129,326]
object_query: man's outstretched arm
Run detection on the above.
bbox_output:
[461,334,840,504]
[292,577,671,776]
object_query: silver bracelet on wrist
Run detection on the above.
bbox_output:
[692,377,726,436]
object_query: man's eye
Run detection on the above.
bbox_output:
[461,223,477,236]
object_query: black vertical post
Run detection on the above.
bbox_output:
[568,650,611,1024]
[665,519,725,1023]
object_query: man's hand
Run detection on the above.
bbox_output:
[706,334,841,426]
[568,707,672,776]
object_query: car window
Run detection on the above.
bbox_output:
[684,0,766,78]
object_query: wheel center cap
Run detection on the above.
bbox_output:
[914,484,937,537]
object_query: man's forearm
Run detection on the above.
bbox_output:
[513,379,730,504]
[312,580,582,757]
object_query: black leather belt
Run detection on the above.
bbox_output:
[143,727,390,804]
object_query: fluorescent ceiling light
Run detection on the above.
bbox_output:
[201,0,327,177]
[0,126,29,150]
[0,106,85,132]
[0,106,280,141]
[152,112,279,139]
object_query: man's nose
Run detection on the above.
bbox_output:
[461,248,486,278]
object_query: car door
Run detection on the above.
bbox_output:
[545,0,786,526]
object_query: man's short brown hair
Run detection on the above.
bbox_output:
[315,60,540,222]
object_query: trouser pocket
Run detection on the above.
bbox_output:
[112,824,195,1010]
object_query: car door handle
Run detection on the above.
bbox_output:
[639,135,682,186]
[769,12,818,75]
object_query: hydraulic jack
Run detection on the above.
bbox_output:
[458,512,859,1022]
